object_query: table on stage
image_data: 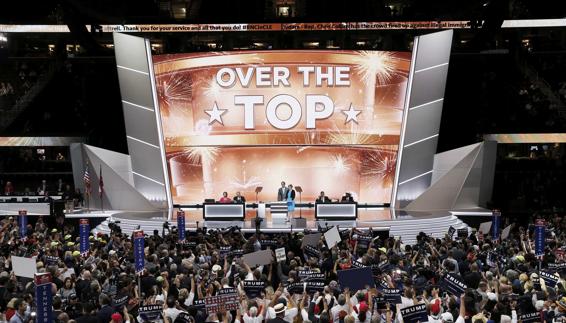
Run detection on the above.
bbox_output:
[203,203,245,220]
[0,202,51,215]
[0,196,61,215]
[315,202,357,220]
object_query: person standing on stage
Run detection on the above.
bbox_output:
[62,184,74,214]
[286,184,296,214]
[233,191,246,203]
[277,181,288,201]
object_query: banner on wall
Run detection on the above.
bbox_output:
[153,50,412,205]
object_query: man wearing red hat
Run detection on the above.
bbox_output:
[110,307,130,323]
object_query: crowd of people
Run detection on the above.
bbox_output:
[0,211,563,323]
[0,60,48,112]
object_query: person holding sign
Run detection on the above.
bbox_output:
[266,285,298,322]
[236,304,264,323]
[342,287,373,323]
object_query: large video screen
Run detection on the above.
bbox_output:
[153,50,411,204]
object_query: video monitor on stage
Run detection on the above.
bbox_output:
[152,50,411,204]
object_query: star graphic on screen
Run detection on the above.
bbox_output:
[341,104,362,124]
[204,102,227,125]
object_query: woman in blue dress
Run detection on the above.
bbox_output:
[286,184,296,213]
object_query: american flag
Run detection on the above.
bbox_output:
[98,164,104,197]
[83,165,91,194]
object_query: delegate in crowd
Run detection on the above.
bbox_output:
[0,214,564,323]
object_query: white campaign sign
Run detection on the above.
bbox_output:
[478,221,492,234]
[12,256,36,278]
[324,226,342,248]
[501,224,513,240]
[275,248,286,262]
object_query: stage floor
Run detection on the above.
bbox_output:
[68,207,491,244]
[75,207,395,232]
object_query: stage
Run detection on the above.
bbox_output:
[64,31,497,246]
[68,206,491,245]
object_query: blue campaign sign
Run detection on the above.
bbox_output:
[400,303,428,323]
[337,266,375,291]
[539,270,559,288]
[139,305,163,322]
[442,273,467,297]
[133,230,145,274]
[35,273,53,323]
[492,210,501,241]
[18,210,27,239]
[535,219,545,257]
[177,211,186,242]
[79,219,90,256]
[383,288,402,304]
[519,312,540,323]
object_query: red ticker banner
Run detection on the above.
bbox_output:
[0,21,476,33]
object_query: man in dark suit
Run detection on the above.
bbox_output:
[277,181,288,201]
[233,191,246,203]
[316,191,331,203]
[96,294,114,323]
[341,192,354,202]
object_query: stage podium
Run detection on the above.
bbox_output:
[270,201,288,223]
[257,203,266,219]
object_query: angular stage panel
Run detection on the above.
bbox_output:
[392,29,454,209]
[405,141,497,212]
